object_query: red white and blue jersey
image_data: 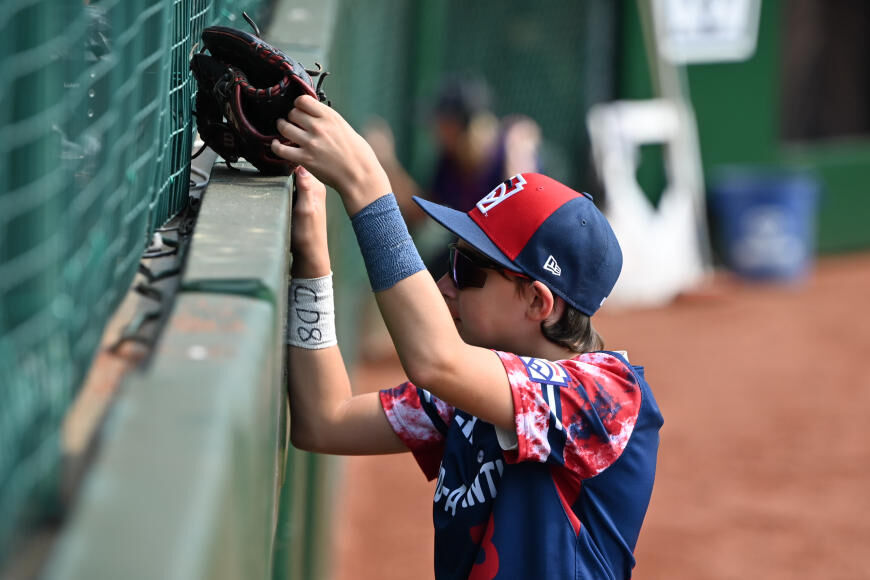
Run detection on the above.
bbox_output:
[379,350,663,580]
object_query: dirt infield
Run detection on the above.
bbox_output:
[330,252,870,580]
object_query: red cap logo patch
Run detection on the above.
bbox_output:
[469,173,579,260]
[475,174,527,215]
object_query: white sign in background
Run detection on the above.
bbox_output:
[653,0,762,64]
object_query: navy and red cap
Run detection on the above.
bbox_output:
[413,173,622,316]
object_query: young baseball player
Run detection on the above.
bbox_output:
[273,95,663,579]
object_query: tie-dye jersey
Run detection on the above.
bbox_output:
[379,350,663,580]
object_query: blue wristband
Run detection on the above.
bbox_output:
[351,193,426,292]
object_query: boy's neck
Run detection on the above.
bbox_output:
[520,336,580,362]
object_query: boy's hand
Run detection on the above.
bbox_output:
[271,96,391,215]
[290,166,330,279]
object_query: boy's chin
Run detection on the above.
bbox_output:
[458,330,488,350]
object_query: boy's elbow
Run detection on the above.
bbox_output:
[289,422,323,453]
[402,346,456,392]
[404,364,439,392]
[289,426,312,452]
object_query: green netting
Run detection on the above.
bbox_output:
[327,1,418,156]
[0,0,271,562]
[328,0,618,190]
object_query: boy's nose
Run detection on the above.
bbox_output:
[436,273,457,299]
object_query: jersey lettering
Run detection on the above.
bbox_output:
[434,459,504,516]
[455,414,478,443]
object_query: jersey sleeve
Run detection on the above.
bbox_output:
[379,382,455,480]
[495,351,642,479]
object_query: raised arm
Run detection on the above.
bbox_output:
[285,166,406,455]
[273,97,516,431]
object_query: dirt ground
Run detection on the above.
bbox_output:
[330,252,870,580]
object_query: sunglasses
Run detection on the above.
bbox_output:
[447,243,529,289]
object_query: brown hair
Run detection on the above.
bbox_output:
[539,302,604,353]
[504,276,603,353]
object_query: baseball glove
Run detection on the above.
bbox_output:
[190,13,330,175]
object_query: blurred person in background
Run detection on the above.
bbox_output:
[365,74,542,276]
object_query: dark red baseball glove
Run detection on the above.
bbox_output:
[190,14,330,175]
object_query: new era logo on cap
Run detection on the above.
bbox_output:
[543,255,561,276]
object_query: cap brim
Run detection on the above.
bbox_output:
[413,196,518,272]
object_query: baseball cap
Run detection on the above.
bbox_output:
[413,173,622,316]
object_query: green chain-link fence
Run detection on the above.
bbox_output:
[328,0,618,193]
[0,0,270,563]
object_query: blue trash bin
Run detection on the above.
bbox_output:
[711,169,820,282]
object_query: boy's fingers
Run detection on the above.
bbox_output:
[276,118,307,143]
[294,165,316,187]
[287,107,314,130]
[294,165,327,196]
[271,139,302,162]
[294,94,325,116]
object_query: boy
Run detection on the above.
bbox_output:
[272,95,663,579]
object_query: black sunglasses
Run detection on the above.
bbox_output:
[447,244,529,289]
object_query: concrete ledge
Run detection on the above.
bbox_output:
[46,133,295,580]
[182,164,291,301]
[45,293,286,580]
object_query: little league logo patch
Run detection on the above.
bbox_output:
[519,356,572,386]
[476,174,527,215]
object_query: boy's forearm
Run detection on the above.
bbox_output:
[286,345,407,454]
[343,183,516,429]
[334,163,392,218]
[374,273,461,382]
[373,274,516,430]
[290,251,330,279]
[285,267,345,449]
[286,345,351,450]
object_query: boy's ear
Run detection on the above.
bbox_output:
[526,281,559,323]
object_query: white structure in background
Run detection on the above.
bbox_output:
[587,0,762,308]
[588,99,710,308]
[652,0,762,64]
